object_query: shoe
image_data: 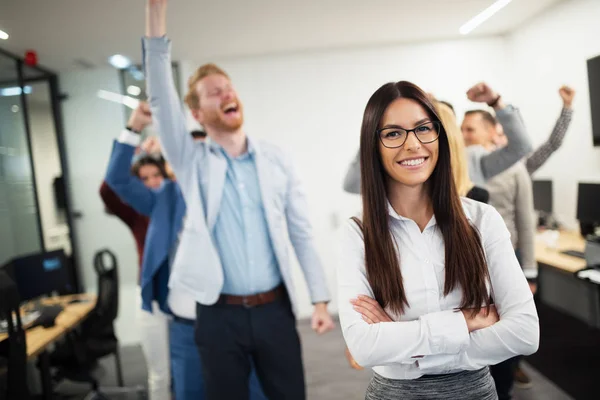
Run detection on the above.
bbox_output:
[514,366,533,389]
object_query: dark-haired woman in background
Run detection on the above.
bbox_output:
[338,81,539,399]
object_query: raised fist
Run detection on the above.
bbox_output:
[559,86,575,108]
[140,136,161,155]
[127,101,152,132]
[466,82,499,105]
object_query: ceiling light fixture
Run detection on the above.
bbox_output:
[459,0,512,35]
[0,29,8,40]
[97,89,140,109]
[127,85,142,96]
[108,54,132,69]
[0,86,32,97]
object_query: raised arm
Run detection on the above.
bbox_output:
[105,137,157,217]
[343,150,361,194]
[417,207,539,373]
[467,83,533,181]
[338,221,475,368]
[144,0,197,184]
[526,86,575,175]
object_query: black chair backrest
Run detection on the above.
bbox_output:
[0,270,29,400]
[82,249,119,335]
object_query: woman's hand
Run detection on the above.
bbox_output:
[350,295,393,324]
[461,305,499,332]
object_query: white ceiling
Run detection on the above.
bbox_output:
[0,0,565,72]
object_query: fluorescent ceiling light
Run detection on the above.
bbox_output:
[127,85,142,96]
[0,29,8,40]
[108,54,132,69]
[460,0,512,35]
[0,86,32,97]
[97,89,140,109]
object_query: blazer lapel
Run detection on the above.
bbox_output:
[206,149,227,230]
[253,144,276,226]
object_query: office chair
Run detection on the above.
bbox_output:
[50,249,144,399]
[0,270,30,400]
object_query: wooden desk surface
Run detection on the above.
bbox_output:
[0,294,96,359]
[535,230,587,273]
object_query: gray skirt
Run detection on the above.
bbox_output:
[365,368,498,400]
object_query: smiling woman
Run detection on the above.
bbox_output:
[337,80,539,400]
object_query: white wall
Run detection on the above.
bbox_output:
[507,0,600,228]
[183,36,511,317]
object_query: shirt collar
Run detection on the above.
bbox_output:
[386,201,438,230]
[207,135,257,160]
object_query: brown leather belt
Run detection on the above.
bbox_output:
[218,285,285,308]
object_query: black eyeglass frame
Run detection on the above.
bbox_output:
[376,121,441,149]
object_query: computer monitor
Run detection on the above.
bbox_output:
[1,250,73,303]
[577,183,600,224]
[532,180,553,214]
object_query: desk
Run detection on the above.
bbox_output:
[535,230,586,272]
[535,231,600,328]
[0,294,96,358]
[0,294,96,398]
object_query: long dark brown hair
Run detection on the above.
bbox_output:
[358,81,490,315]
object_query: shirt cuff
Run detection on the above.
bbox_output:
[420,309,470,354]
[495,104,516,117]
[118,129,142,147]
[523,268,538,279]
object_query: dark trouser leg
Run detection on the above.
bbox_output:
[194,303,252,400]
[250,297,306,400]
[490,356,519,400]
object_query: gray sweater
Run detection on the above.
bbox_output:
[343,105,532,194]
[486,162,537,278]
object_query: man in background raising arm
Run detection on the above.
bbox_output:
[144,1,335,399]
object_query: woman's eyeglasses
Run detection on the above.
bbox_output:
[377,121,441,149]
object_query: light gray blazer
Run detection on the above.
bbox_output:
[143,37,330,313]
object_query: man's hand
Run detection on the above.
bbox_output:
[528,281,538,294]
[140,136,161,155]
[311,303,335,334]
[466,82,505,109]
[461,305,499,333]
[351,295,393,324]
[146,0,167,37]
[559,85,575,108]
[128,101,152,132]
[344,347,363,370]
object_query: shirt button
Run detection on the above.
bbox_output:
[239,183,245,189]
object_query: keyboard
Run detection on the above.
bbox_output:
[0,310,41,334]
[561,249,585,259]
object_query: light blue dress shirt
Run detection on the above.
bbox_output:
[208,141,282,296]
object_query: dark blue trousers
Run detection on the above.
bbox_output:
[170,317,267,400]
[194,295,305,400]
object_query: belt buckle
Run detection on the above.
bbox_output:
[242,296,253,308]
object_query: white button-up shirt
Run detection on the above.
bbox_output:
[338,198,539,380]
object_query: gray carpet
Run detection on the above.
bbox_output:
[53,319,572,399]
